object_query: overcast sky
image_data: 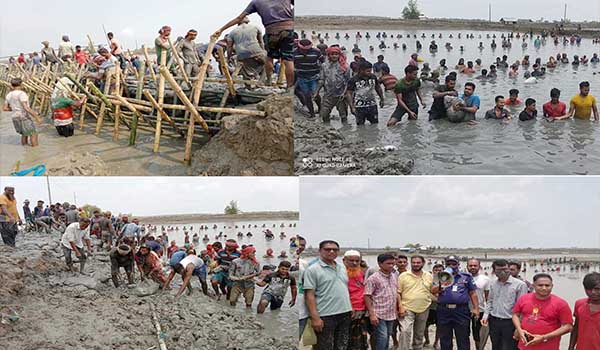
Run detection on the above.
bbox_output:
[0,177,298,217]
[300,177,600,249]
[0,0,265,56]
[297,0,598,22]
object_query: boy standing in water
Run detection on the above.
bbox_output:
[2,78,42,146]
[346,61,384,126]
[256,260,297,313]
[388,65,425,126]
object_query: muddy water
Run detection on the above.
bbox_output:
[155,219,300,338]
[298,28,600,174]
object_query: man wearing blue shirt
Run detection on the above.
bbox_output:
[436,255,479,350]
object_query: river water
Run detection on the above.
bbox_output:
[153,219,300,338]
[299,28,600,174]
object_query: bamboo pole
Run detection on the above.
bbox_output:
[168,38,190,85]
[113,67,122,141]
[105,97,265,117]
[142,46,158,87]
[216,47,236,96]
[95,73,113,134]
[153,51,167,153]
[216,64,241,120]
[149,304,168,350]
[158,66,209,131]
[129,61,145,145]
[142,89,185,136]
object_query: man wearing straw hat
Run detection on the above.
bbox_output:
[215,0,295,88]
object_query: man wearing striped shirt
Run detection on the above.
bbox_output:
[481,259,528,350]
[293,39,322,118]
[365,253,399,350]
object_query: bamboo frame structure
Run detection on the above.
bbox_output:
[0,30,281,168]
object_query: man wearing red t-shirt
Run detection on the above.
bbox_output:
[343,250,369,350]
[543,88,569,120]
[513,273,573,350]
[569,272,600,350]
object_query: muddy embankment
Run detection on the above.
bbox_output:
[296,16,600,38]
[0,231,297,350]
[192,94,294,176]
[294,104,413,175]
[138,211,299,225]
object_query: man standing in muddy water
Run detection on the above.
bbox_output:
[387,65,425,126]
[317,46,351,123]
[0,187,20,248]
[346,61,384,126]
[215,0,295,88]
[568,81,599,121]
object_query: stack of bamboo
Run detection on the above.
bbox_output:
[0,35,284,166]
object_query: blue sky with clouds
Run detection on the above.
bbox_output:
[0,177,298,217]
[0,0,266,56]
[300,176,600,248]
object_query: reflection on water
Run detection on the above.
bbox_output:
[305,28,600,174]
[157,219,299,337]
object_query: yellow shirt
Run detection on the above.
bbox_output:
[0,194,20,222]
[570,94,597,119]
[397,270,433,313]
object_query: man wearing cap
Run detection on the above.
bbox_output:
[164,248,208,298]
[0,187,21,247]
[304,240,352,350]
[177,29,200,87]
[22,199,33,226]
[437,255,479,350]
[60,218,92,273]
[229,245,260,307]
[110,244,134,287]
[398,255,434,350]
[343,250,369,350]
[481,259,528,350]
[41,41,59,65]
[316,45,351,123]
[211,239,241,299]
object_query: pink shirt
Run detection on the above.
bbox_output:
[408,58,418,67]
[365,270,398,321]
[513,293,573,350]
[573,298,600,350]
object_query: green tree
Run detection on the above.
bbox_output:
[224,200,240,215]
[402,0,422,19]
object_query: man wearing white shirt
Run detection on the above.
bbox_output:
[61,218,92,273]
[467,258,491,350]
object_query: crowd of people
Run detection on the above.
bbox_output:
[297,239,600,350]
[2,0,295,146]
[0,186,299,314]
[293,30,599,126]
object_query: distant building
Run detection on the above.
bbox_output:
[500,17,518,24]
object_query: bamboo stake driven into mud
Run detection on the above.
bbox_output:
[216,64,242,120]
[129,61,146,145]
[142,46,158,87]
[158,66,209,131]
[113,67,122,141]
[142,89,185,136]
[168,38,190,85]
[216,47,236,96]
[153,51,167,153]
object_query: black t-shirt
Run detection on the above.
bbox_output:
[429,84,455,116]
[519,110,537,121]
[347,74,379,108]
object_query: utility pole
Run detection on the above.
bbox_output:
[46,176,52,204]
[489,4,492,22]
[73,192,77,206]
[564,4,567,22]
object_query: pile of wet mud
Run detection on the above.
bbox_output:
[192,94,294,176]
[294,106,414,175]
[46,151,112,176]
[0,232,295,350]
